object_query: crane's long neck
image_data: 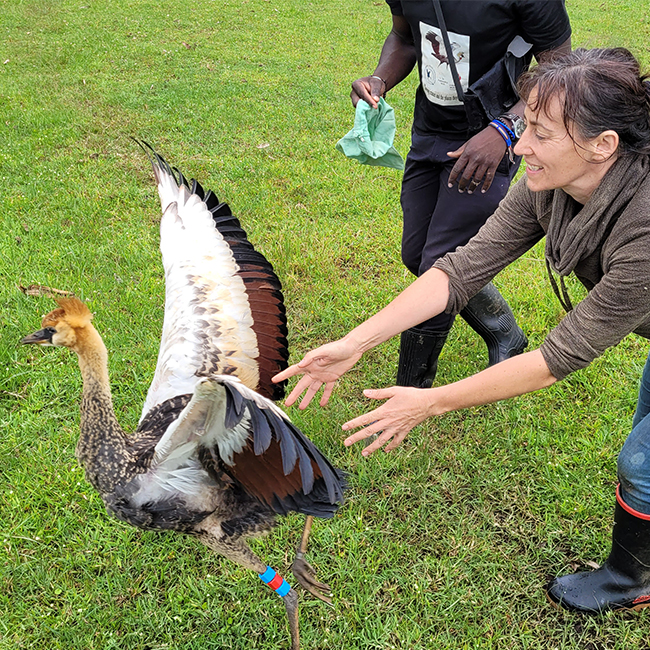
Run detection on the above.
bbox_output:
[73,324,129,494]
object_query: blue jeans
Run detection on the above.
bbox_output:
[618,349,650,514]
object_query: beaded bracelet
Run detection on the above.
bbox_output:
[489,119,514,146]
[489,119,516,163]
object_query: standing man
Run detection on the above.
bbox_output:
[352,1,571,388]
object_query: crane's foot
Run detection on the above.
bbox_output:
[291,552,333,605]
[282,588,300,650]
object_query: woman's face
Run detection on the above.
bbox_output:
[513,89,615,204]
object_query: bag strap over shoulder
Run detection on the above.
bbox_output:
[430,1,534,134]
[431,0,465,103]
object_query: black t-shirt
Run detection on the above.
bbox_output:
[386,0,571,135]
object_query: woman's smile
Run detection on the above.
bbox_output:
[513,88,618,204]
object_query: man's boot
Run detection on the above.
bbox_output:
[460,282,527,366]
[546,486,650,613]
[396,327,449,388]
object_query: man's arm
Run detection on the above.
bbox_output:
[351,14,417,109]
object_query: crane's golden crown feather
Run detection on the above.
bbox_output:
[42,297,93,329]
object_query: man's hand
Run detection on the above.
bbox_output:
[351,76,385,109]
[447,126,508,194]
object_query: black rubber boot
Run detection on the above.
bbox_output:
[460,282,527,366]
[546,486,650,613]
[396,327,449,388]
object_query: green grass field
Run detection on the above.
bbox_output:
[2,1,650,648]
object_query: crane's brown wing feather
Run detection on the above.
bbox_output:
[189,180,289,402]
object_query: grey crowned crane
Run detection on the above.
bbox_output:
[21,143,347,650]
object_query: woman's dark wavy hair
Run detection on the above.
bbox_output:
[517,48,650,155]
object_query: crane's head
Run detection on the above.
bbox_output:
[21,297,94,349]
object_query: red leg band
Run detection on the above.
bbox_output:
[267,573,284,591]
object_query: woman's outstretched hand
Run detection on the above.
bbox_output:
[272,338,363,409]
[342,386,435,456]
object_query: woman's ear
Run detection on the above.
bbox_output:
[591,130,619,162]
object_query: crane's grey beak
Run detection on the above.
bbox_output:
[21,328,54,345]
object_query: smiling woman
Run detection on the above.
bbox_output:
[516,47,650,200]
[515,92,619,202]
[273,48,650,615]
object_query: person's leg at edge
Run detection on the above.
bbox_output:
[547,350,650,612]
[398,133,527,387]
[397,131,453,388]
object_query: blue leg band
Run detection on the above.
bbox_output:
[259,566,276,583]
[275,579,291,597]
[258,565,291,597]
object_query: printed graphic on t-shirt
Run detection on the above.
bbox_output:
[419,21,469,106]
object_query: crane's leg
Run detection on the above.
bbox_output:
[195,530,300,650]
[290,515,333,605]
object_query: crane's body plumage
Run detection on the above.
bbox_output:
[21,144,346,649]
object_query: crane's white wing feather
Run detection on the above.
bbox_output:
[140,164,260,421]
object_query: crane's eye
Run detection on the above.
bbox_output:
[44,327,57,336]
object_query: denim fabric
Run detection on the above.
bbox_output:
[400,130,520,331]
[618,350,650,514]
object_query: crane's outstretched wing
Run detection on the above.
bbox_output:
[136,142,288,422]
[149,376,346,518]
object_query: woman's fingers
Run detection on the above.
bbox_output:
[344,421,384,446]
[384,428,409,452]
[273,339,363,410]
[272,361,307,383]
[298,380,324,410]
[342,411,381,433]
[284,375,318,407]
[341,385,433,455]
[320,382,335,407]
[342,388,396,431]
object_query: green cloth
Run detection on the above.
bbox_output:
[335,98,404,170]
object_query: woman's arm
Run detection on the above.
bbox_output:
[343,349,557,456]
[274,183,545,409]
[272,268,452,408]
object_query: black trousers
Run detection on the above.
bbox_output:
[401,129,521,331]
